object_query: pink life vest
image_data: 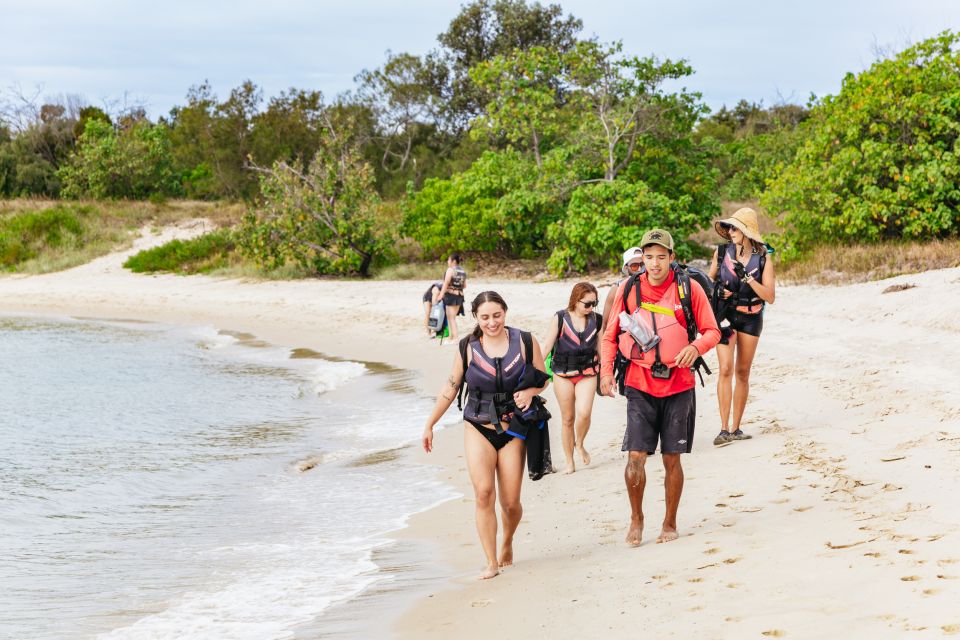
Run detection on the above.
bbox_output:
[617,280,689,369]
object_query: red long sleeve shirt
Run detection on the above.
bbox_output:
[600,271,720,397]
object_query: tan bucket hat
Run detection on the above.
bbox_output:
[715,207,764,243]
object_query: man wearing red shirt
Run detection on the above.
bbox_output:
[600,229,720,546]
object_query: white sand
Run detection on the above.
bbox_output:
[3,228,959,639]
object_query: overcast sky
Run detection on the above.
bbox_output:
[1,0,958,118]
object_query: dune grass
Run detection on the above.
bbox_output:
[776,238,960,285]
[0,199,246,274]
[123,229,238,274]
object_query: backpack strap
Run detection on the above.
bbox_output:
[674,266,712,386]
[521,330,534,364]
[622,273,641,314]
[456,336,471,410]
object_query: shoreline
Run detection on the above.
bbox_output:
[3,236,960,639]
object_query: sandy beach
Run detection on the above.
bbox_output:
[3,225,960,639]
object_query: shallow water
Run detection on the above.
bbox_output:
[0,315,456,639]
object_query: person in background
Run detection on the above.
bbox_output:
[707,208,776,446]
[601,247,644,333]
[422,281,443,335]
[434,253,467,342]
[539,282,601,474]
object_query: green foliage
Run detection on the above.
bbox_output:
[123,229,237,274]
[545,180,704,274]
[0,205,85,267]
[763,31,960,255]
[0,105,77,197]
[58,119,181,199]
[240,113,388,276]
[470,46,566,166]
[696,100,810,201]
[433,0,583,130]
[401,149,562,256]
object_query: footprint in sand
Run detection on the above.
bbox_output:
[726,582,742,589]
[937,574,959,580]
[900,576,921,581]
[471,599,493,607]
[723,557,742,565]
[942,624,960,635]
[793,506,813,512]
[688,577,704,583]
[761,630,786,637]
[898,549,914,555]
[938,559,959,566]
[864,552,882,558]
[704,547,721,555]
[923,588,941,596]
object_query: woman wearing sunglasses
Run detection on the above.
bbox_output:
[707,208,776,446]
[540,282,602,473]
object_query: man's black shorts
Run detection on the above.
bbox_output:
[622,387,695,454]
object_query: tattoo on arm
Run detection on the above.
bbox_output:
[447,376,458,388]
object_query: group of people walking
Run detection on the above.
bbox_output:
[421,208,776,579]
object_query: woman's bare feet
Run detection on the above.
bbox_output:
[498,543,513,568]
[625,517,643,547]
[577,445,591,466]
[479,563,501,580]
[656,526,679,543]
[562,459,575,474]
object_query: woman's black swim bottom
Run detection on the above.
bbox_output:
[467,420,515,451]
[720,310,763,343]
[442,292,464,307]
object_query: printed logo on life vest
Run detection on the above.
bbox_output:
[505,352,522,371]
[677,439,687,445]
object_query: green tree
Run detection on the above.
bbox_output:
[241,111,387,276]
[470,46,565,169]
[401,148,561,256]
[763,31,960,254]
[58,118,180,199]
[546,180,703,274]
[431,0,582,132]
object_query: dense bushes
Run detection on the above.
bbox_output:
[546,181,703,273]
[58,119,181,199]
[763,31,960,256]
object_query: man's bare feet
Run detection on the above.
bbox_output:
[656,526,679,543]
[625,517,643,547]
[480,563,501,580]
[577,445,591,466]
[498,543,513,567]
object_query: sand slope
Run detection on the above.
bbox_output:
[2,234,959,639]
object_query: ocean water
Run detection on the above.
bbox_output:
[0,315,457,640]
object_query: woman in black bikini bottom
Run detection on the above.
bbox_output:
[422,291,549,580]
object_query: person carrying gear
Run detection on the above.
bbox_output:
[599,229,720,547]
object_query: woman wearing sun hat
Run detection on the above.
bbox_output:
[707,207,776,446]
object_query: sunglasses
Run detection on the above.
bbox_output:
[719,223,736,231]
[626,262,643,272]
[580,300,599,308]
